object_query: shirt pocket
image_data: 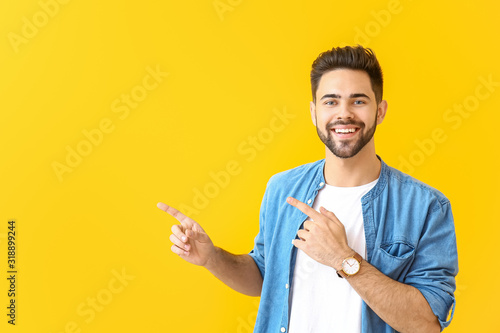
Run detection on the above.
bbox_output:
[377,239,416,280]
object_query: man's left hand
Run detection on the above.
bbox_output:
[286,196,354,270]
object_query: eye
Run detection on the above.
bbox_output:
[324,100,336,105]
[354,100,365,105]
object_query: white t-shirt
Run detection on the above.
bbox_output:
[288,178,378,333]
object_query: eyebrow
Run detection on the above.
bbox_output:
[320,93,371,101]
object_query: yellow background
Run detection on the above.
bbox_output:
[1,0,498,332]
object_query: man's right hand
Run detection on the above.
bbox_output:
[157,202,216,267]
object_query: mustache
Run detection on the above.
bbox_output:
[326,120,364,130]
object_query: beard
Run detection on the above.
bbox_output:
[316,114,378,159]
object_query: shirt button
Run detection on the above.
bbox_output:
[281,327,286,332]
[307,199,312,204]
[285,283,289,289]
[319,182,324,187]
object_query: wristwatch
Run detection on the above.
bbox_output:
[337,252,363,278]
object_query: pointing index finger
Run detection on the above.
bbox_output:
[157,202,194,228]
[286,197,322,221]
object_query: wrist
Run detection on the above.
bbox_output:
[203,246,220,271]
[333,248,356,271]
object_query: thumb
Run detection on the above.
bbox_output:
[186,225,211,243]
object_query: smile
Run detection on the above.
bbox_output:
[334,128,357,134]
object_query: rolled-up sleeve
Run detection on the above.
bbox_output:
[404,199,459,330]
[248,179,271,278]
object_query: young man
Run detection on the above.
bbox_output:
[158,46,458,332]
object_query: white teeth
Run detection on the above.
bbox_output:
[334,128,356,134]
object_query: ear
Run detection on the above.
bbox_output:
[310,101,317,126]
[376,100,388,125]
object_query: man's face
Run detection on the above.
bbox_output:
[310,69,386,159]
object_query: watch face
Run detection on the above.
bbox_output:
[342,257,360,275]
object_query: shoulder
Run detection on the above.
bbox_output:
[267,159,324,188]
[383,162,451,209]
[260,159,324,202]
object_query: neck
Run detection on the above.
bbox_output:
[323,142,381,187]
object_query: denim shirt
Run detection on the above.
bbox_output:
[248,158,458,333]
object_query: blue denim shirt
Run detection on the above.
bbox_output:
[249,158,458,333]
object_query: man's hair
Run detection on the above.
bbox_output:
[310,45,383,103]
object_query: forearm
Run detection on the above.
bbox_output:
[347,261,440,333]
[204,246,263,297]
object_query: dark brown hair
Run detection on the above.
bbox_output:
[310,45,383,103]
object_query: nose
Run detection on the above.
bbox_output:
[336,102,354,119]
